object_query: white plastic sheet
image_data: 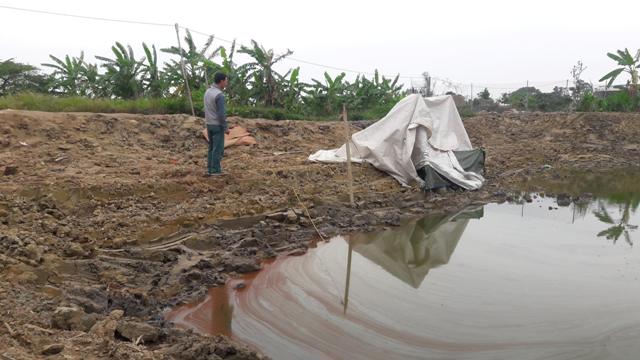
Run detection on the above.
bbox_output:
[309,94,484,189]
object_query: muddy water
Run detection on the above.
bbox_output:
[167,195,640,360]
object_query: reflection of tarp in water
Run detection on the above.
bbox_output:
[350,207,483,288]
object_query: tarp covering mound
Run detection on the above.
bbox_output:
[350,206,483,288]
[309,94,485,190]
[202,126,257,148]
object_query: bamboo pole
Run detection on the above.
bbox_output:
[342,104,355,207]
[174,23,196,116]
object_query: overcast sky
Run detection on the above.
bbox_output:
[2,0,639,96]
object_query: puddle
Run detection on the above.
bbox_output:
[167,195,640,359]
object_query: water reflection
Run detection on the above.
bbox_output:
[167,196,640,360]
[167,283,234,337]
[593,198,639,245]
[349,207,483,289]
[516,168,640,245]
[505,191,639,245]
[341,207,482,313]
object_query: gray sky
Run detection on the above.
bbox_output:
[2,0,639,97]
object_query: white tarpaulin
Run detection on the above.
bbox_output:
[350,207,480,288]
[308,94,484,189]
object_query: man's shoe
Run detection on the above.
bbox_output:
[211,172,227,176]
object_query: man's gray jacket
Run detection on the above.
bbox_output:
[204,85,227,128]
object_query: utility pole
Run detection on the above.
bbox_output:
[470,83,474,111]
[525,80,529,111]
[175,23,195,116]
[566,79,571,112]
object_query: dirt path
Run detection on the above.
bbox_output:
[0,109,639,359]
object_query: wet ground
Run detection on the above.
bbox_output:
[1,109,639,359]
[169,194,640,360]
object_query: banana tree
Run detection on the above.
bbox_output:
[216,41,251,105]
[96,42,144,99]
[161,30,221,93]
[305,72,347,114]
[599,48,639,98]
[142,43,165,97]
[81,62,106,98]
[278,67,305,111]
[238,40,293,106]
[347,71,402,111]
[42,52,89,96]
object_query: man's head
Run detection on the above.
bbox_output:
[214,72,228,90]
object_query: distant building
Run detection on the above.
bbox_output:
[593,86,622,98]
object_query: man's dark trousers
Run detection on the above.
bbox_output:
[207,124,225,174]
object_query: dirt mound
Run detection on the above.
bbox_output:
[1,109,639,358]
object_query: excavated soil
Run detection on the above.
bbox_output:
[0,109,639,359]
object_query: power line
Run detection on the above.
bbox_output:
[0,4,173,27]
[184,27,423,80]
[185,27,234,44]
[0,4,570,91]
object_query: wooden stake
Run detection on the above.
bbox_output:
[342,104,355,207]
[175,24,196,117]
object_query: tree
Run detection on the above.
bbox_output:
[347,71,402,111]
[478,88,491,100]
[141,43,165,98]
[569,60,592,108]
[501,86,570,111]
[536,87,571,111]
[280,67,304,111]
[42,52,93,96]
[599,48,639,98]
[305,72,347,114]
[161,30,221,93]
[216,41,251,105]
[0,59,49,96]
[96,42,144,99]
[472,88,499,111]
[500,87,541,110]
[238,40,293,106]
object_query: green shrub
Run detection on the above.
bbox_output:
[577,92,597,112]
[577,91,639,112]
[457,104,476,118]
[0,92,188,114]
[228,105,304,120]
[350,102,398,120]
[599,91,634,112]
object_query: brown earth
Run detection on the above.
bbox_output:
[0,109,639,359]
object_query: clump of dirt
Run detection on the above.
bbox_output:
[1,109,639,358]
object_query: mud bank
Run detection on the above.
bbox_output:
[0,109,639,359]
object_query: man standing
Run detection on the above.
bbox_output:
[204,72,230,176]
